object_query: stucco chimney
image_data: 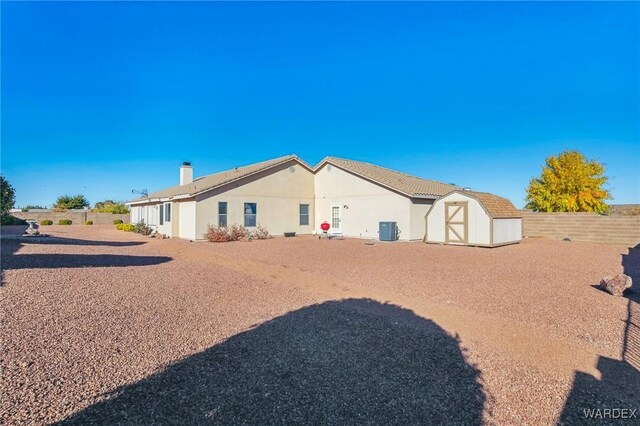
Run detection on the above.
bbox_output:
[180,162,193,185]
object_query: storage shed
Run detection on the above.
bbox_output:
[425,190,522,247]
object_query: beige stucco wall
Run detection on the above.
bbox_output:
[492,218,522,245]
[314,164,414,240]
[179,201,197,240]
[409,199,434,241]
[194,160,315,239]
[426,192,491,245]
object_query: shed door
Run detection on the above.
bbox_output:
[445,202,468,245]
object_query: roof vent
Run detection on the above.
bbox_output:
[182,161,191,167]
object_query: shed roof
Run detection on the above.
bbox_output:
[316,157,459,198]
[454,190,522,218]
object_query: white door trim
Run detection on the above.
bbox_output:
[331,205,342,234]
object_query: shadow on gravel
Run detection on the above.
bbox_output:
[1,253,172,270]
[558,245,640,425]
[58,299,487,425]
[3,236,147,247]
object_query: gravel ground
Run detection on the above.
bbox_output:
[1,226,638,425]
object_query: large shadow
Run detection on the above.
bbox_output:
[558,245,640,425]
[2,235,147,248]
[1,237,168,275]
[1,253,172,270]
[58,299,487,425]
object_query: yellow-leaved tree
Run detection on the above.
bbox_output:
[525,150,611,213]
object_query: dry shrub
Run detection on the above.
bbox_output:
[620,206,640,216]
[204,224,252,242]
[253,225,271,240]
[228,224,249,241]
[205,225,230,242]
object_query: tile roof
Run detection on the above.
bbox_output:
[129,155,304,203]
[316,157,459,198]
[465,191,522,218]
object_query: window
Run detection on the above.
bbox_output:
[159,204,164,225]
[164,203,171,222]
[299,204,309,226]
[218,202,228,227]
[244,203,257,227]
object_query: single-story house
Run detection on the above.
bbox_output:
[128,154,521,245]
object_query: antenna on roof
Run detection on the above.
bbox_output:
[132,188,149,198]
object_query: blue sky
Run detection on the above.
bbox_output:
[2,1,638,208]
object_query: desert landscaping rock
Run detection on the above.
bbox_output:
[599,274,632,297]
[1,225,638,425]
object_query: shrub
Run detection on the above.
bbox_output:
[204,224,251,242]
[253,224,271,240]
[116,223,135,232]
[54,195,89,210]
[0,215,27,225]
[228,224,249,241]
[113,219,124,225]
[84,220,94,225]
[204,225,230,242]
[620,206,640,216]
[21,205,46,212]
[58,219,72,225]
[93,200,130,214]
[133,221,153,236]
[40,220,53,225]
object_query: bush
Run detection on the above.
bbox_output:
[0,214,27,225]
[203,224,251,242]
[116,223,135,232]
[113,219,124,225]
[133,221,153,236]
[58,219,72,225]
[54,195,89,210]
[84,220,93,225]
[620,206,640,216]
[93,200,130,214]
[253,224,271,240]
[228,224,249,241]
[204,225,230,242]
[40,220,53,225]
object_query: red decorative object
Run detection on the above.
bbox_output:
[320,221,330,231]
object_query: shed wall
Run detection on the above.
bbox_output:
[426,193,491,245]
[492,218,522,244]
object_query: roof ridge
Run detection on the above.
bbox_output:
[322,156,458,187]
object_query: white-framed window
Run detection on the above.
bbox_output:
[244,203,257,227]
[299,204,309,226]
[164,203,171,222]
[159,204,164,225]
[218,202,227,227]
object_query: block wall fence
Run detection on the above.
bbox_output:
[520,211,640,247]
[12,211,130,225]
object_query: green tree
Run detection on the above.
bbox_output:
[93,200,130,214]
[1,176,16,218]
[22,205,47,212]
[525,150,611,213]
[54,194,90,210]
